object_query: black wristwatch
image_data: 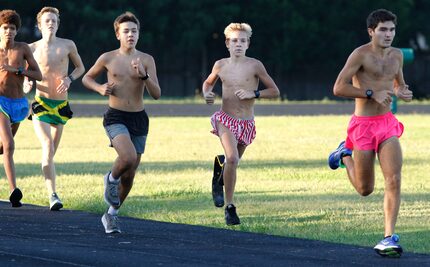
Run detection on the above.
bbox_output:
[254,90,260,98]
[16,67,24,75]
[139,73,150,81]
[365,89,373,99]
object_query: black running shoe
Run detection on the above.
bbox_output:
[9,188,23,208]
[225,204,241,225]
[212,155,225,207]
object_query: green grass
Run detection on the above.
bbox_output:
[1,115,429,254]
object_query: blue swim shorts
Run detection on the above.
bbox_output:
[0,96,29,123]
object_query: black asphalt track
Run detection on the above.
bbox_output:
[0,202,428,267]
[71,102,430,117]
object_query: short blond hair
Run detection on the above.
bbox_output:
[224,23,252,40]
[37,7,60,28]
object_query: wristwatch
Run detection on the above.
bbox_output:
[16,67,24,75]
[254,90,260,98]
[139,73,150,81]
[365,89,373,99]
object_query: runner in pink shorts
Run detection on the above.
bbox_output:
[211,110,256,146]
[202,23,279,225]
[345,111,404,152]
[327,9,413,258]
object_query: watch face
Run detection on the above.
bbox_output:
[366,89,373,98]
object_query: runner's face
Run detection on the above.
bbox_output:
[116,22,139,49]
[0,23,17,42]
[369,21,395,48]
[39,12,59,36]
[226,31,249,57]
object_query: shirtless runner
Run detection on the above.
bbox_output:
[328,9,413,257]
[83,11,161,233]
[203,23,280,225]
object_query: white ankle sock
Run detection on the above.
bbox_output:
[109,172,119,183]
[108,206,119,216]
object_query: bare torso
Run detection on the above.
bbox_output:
[0,42,27,98]
[104,50,151,112]
[217,57,259,119]
[353,44,402,116]
[31,38,73,100]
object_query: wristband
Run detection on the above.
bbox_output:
[16,67,24,75]
[254,90,260,98]
[139,73,150,81]
[68,74,75,82]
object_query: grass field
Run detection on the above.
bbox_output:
[1,115,429,254]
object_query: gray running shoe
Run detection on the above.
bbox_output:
[49,192,63,211]
[101,212,121,234]
[104,171,120,207]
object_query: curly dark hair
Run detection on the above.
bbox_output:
[0,10,21,30]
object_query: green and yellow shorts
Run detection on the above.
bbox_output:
[29,96,73,125]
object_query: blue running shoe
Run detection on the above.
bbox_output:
[374,234,403,258]
[328,141,352,170]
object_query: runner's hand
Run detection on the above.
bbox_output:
[0,64,17,73]
[99,82,115,96]
[131,57,146,78]
[23,78,33,94]
[235,89,255,100]
[204,91,215,105]
[56,76,72,93]
[395,85,413,102]
[372,90,393,107]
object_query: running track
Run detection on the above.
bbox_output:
[1,103,429,266]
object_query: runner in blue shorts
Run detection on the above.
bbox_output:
[0,9,42,207]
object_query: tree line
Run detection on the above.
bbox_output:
[2,0,430,99]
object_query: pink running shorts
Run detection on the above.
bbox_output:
[345,112,404,152]
[210,110,256,146]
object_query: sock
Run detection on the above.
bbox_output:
[109,172,120,183]
[108,206,119,216]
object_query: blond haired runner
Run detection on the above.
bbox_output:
[26,6,85,210]
[83,12,161,234]
[203,23,280,225]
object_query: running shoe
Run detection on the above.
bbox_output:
[374,234,403,258]
[49,192,63,211]
[225,204,241,225]
[101,212,121,234]
[9,188,23,207]
[104,171,120,207]
[328,141,352,170]
[212,155,225,207]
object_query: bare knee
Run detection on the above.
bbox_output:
[120,154,137,169]
[357,183,374,196]
[41,143,55,164]
[225,155,240,167]
[385,174,401,191]
[2,139,15,155]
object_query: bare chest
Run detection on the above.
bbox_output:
[363,55,399,79]
[107,59,135,80]
[219,65,257,89]
[0,48,24,67]
[34,45,69,67]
